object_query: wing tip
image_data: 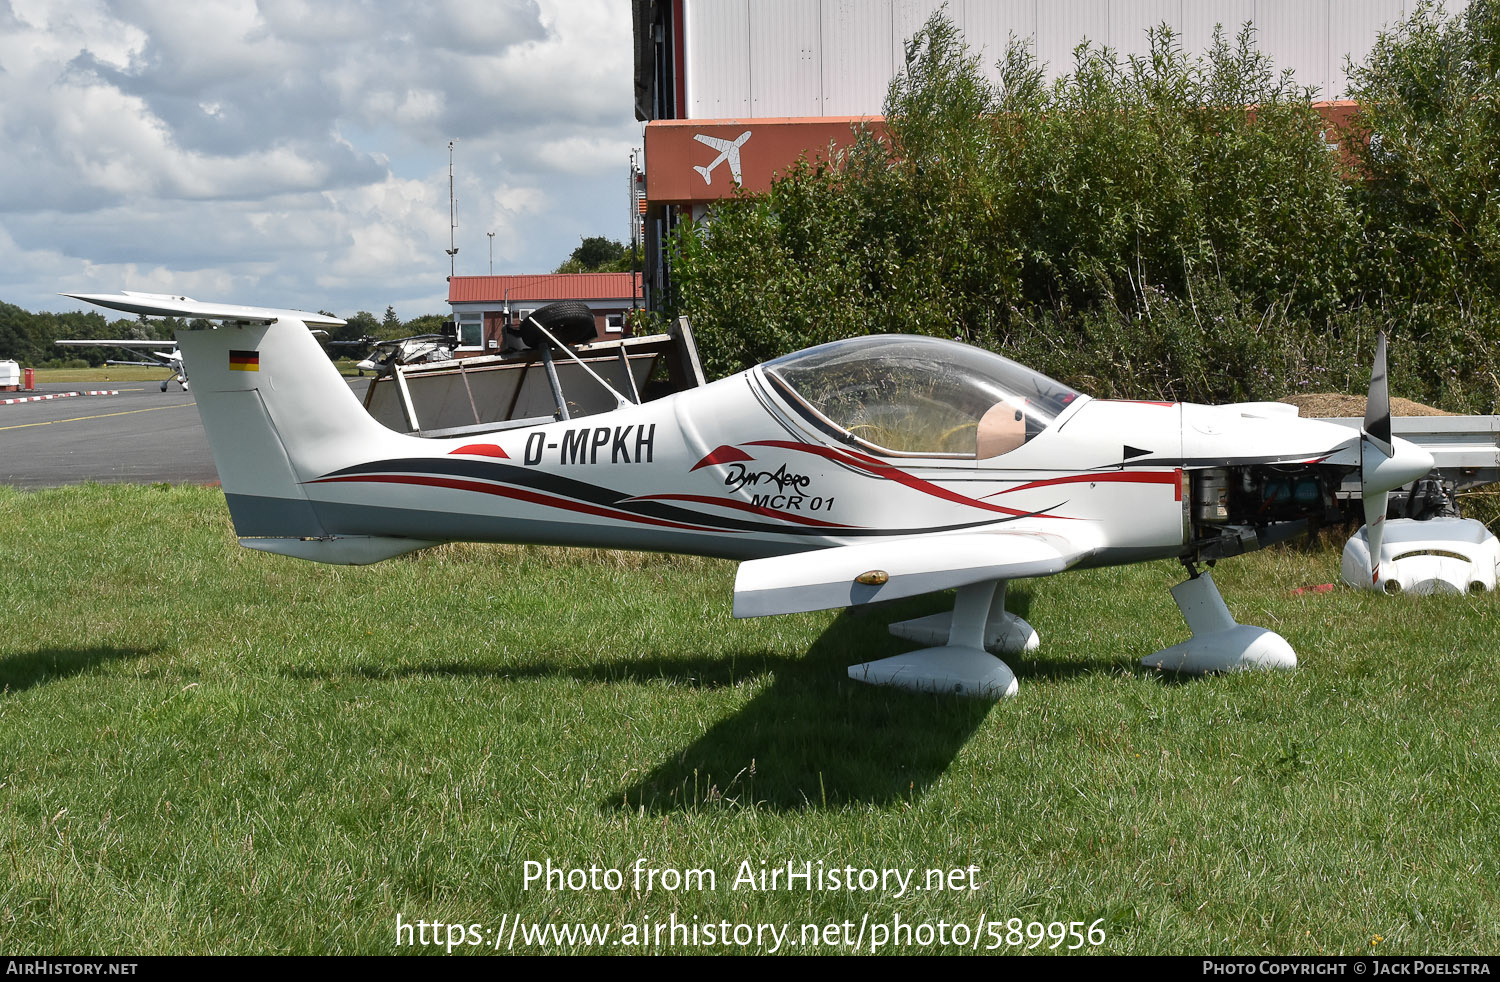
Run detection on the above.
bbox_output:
[61,291,346,328]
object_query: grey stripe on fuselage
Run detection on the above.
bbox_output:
[301,496,831,561]
[225,492,326,537]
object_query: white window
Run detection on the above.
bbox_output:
[605,313,624,334]
[456,312,484,349]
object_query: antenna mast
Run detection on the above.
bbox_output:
[446,140,459,278]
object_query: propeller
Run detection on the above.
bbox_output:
[1357,333,1434,588]
[1360,334,1394,585]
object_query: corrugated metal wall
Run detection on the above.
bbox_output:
[680,0,1459,118]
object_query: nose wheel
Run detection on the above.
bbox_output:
[1141,564,1296,674]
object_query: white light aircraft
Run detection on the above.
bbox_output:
[349,334,455,375]
[70,293,1434,699]
[54,337,186,391]
[693,130,751,186]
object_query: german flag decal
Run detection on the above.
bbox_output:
[229,350,259,372]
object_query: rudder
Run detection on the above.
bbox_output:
[176,314,413,538]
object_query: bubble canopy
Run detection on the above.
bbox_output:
[761,335,1081,457]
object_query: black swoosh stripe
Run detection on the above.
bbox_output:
[312,457,1053,537]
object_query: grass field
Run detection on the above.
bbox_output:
[1,484,1497,955]
[28,366,172,384]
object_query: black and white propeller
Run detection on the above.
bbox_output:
[1357,333,1434,586]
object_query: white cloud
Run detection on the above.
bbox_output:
[0,0,641,319]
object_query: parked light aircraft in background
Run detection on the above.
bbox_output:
[329,334,456,376]
[55,337,186,391]
[67,292,1434,699]
[693,130,751,185]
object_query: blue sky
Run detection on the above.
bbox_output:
[0,0,640,320]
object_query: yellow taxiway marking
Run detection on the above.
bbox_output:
[0,403,191,432]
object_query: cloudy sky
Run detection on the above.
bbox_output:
[0,0,639,320]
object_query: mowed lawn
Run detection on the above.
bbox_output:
[27,366,171,384]
[1,484,1496,954]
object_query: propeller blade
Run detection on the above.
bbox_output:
[1363,332,1393,457]
[1362,487,1388,586]
[1355,332,1433,587]
[1360,332,1393,585]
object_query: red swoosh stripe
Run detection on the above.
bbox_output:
[451,443,509,458]
[690,445,756,471]
[746,439,1050,518]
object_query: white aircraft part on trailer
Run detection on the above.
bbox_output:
[1342,517,1500,595]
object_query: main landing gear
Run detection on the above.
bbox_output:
[846,562,1293,701]
[848,579,1038,699]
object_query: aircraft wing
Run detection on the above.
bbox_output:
[693,133,734,152]
[733,529,1096,618]
[55,339,175,349]
[61,291,345,327]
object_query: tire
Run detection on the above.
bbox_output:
[517,300,597,347]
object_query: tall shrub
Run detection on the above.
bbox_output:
[1346,0,1500,309]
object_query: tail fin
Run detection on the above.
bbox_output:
[693,164,712,183]
[177,315,408,538]
[64,293,414,544]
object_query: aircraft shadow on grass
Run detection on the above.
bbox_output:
[606,606,999,813]
[605,586,1128,813]
[0,645,154,695]
[280,586,1132,812]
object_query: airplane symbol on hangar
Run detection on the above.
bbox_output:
[692,130,751,186]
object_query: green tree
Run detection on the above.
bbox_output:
[0,302,53,364]
[402,314,448,336]
[345,311,380,338]
[554,236,638,273]
[1346,0,1500,308]
[1337,0,1500,410]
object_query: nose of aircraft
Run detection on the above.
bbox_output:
[1365,435,1434,493]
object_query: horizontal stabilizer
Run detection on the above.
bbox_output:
[55,339,175,348]
[62,292,345,327]
[733,530,1091,618]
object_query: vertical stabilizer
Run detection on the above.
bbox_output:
[176,316,413,538]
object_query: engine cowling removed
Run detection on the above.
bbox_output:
[1187,464,1345,562]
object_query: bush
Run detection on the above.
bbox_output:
[1346,0,1500,310]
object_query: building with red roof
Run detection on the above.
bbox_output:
[447,272,643,354]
